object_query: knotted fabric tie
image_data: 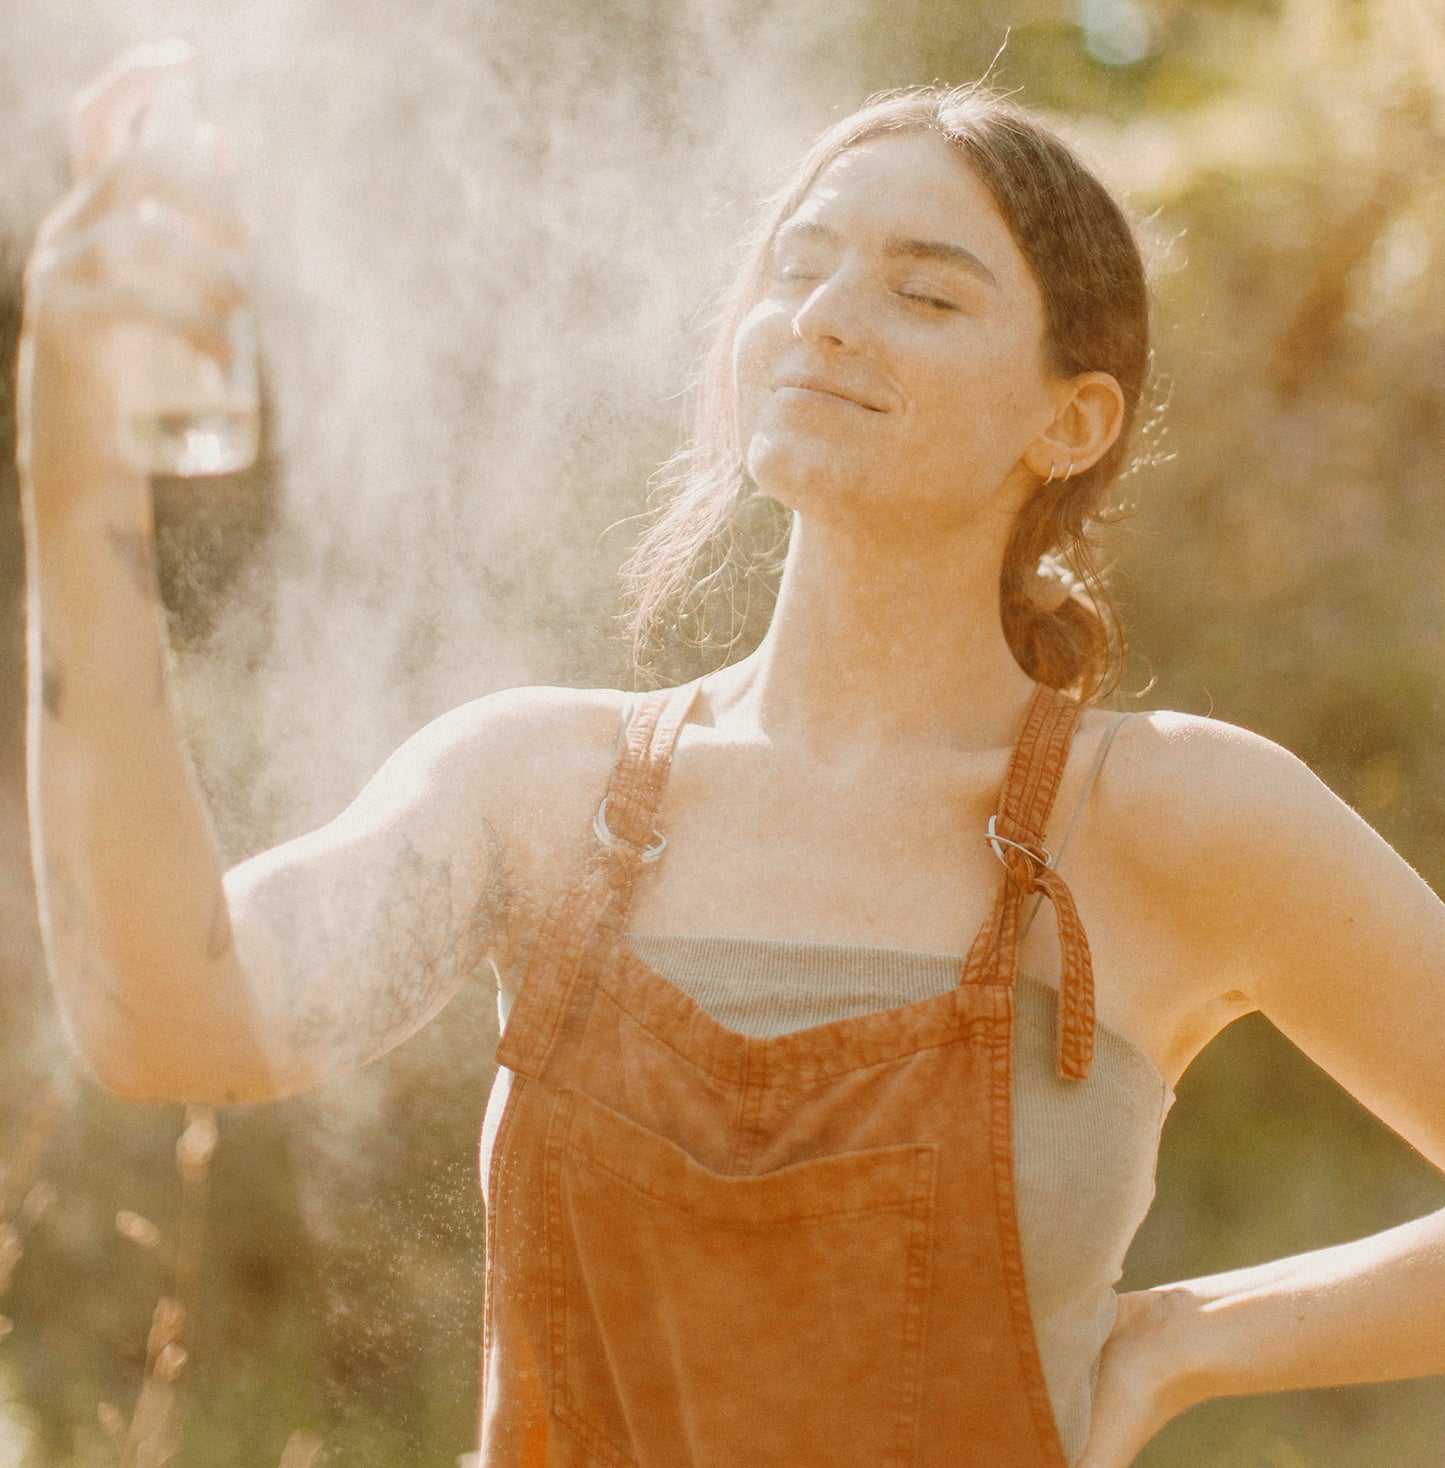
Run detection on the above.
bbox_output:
[987,810,1095,1082]
[973,681,1098,1083]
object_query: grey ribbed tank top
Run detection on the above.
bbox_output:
[621,713,1175,1466]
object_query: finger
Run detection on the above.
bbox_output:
[31,219,246,359]
[46,277,237,366]
[47,210,248,310]
[53,149,251,253]
[68,38,196,182]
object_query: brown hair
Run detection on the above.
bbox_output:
[619,84,1150,700]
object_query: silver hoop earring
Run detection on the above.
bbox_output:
[1043,464,1058,487]
[1065,461,1075,481]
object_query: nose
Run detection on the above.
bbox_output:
[790,269,868,349]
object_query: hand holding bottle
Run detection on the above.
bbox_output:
[19,39,257,501]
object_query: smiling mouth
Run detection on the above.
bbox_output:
[774,382,886,412]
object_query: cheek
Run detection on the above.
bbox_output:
[731,300,791,427]
[913,333,1049,446]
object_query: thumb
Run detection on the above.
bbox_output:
[68,38,196,181]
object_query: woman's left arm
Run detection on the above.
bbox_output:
[1080,714,1445,1466]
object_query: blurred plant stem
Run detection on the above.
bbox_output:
[173,1105,217,1343]
[0,1073,67,1340]
[277,1430,324,1468]
[116,1106,215,1468]
[0,1074,66,1220]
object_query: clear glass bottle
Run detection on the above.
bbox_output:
[119,66,261,478]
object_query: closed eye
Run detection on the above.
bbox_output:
[898,291,958,311]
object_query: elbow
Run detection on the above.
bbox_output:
[48,952,315,1106]
[76,1047,289,1107]
[60,1012,301,1107]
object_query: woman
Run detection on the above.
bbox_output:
[18,45,1445,1468]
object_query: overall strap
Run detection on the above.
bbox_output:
[961,683,1095,1082]
[1018,710,1131,944]
[595,679,704,869]
[494,680,702,1081]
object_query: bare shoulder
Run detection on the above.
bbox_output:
[1099,706,1334,869]
[220,683,635,1096]
[1106,704,1309,784]
[1098,707,1445,1161]
[451,681,627,750]
[334,682,630,844]
[1093,704,1433,1009]
[382,681,626,782]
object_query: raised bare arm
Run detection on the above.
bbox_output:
[18,45,565,1104]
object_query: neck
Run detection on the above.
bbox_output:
[703,509,1037,758]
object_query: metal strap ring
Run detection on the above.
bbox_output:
[985,815,1053,871]
[593,797,668,863]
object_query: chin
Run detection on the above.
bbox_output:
[746,432,875,511]
[752,465,870,520]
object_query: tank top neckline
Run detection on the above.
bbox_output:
[622,928,1175,1101]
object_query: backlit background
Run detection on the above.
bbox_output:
[2,0,1444,1462]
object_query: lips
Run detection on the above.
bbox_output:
[773,373,887,412]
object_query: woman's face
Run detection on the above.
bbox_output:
[732,130,1061,534]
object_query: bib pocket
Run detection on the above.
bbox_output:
[544,1087,937,1468]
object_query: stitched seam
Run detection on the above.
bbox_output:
[602,684,695,850]
[888,1152,937,1464]
[545,1090,643,1468]
[998,686,1079,846]
[774,1020,1003,1087]
[988,992,1073,1464]
[767,1018,1004,1088]
[551,1400,638,1468]
[597,981,1003,1087]
[561,1145,933,1224]
[544,1091,573,1421]
[498,866,613,1075]
[602,693,666,849]
[729,1045,760,1172]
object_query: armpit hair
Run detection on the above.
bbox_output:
[251,821,515,1069]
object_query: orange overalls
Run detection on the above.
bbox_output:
[479,679,1096,1466]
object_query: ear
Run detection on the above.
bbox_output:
[1022,371,1126,483]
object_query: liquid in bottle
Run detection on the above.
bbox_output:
[119,65,260,478]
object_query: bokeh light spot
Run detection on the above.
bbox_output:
[1078,0,1154,66]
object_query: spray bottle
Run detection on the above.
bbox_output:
[118,59,260,477]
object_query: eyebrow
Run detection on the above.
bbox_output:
[773,220,999,287]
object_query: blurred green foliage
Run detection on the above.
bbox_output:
[3,0,1445,1463]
